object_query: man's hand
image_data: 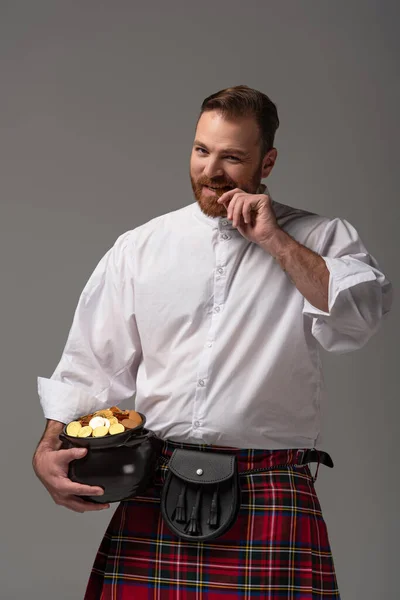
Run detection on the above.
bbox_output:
[217,188,280,246]
[33,446,110,513]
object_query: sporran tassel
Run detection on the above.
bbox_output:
[207,485,219,528]
[172,482,187,523]
[184,486,202,535]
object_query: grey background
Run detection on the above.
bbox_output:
[1,1,398,598]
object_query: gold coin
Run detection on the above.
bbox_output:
[77,426,93,438]
[109,423,125,435]
[92,425,109,437]
[94,409,113,419]
[66,421,82,437]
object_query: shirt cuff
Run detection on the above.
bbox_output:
[37,377,102,424]
[302,255,378,317]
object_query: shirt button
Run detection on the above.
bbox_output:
[206,341,213,347]
[217,267,224,274]
[221,219,228,226]
[221,233,231,240]
[198,379,205,386]
[214,306,220,313]
[194,421,201,428]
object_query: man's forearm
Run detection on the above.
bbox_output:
[35,419,65,454]
[260,229,329,313]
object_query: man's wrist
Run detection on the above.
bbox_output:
[35,438,61,457]
[35,419,65,455]
[259,228,297,268]
[37,438,62,453]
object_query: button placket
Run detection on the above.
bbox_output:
[191,230,228,435]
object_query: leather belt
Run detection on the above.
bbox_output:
[297,449,334,468]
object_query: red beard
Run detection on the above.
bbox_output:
[190,178,235,218]
[190,161,263,218]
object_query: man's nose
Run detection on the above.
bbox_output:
[203,157,224,179]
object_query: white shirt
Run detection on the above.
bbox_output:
[37,186,393,449]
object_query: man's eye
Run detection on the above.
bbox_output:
[196,147,207,154]
[226,156,240,162]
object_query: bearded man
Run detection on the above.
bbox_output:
[33,85,392,599]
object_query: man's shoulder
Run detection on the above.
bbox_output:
[119,203,194,247]
[272,198,328,226]
[135,203,193,235]
[272,199,332,251]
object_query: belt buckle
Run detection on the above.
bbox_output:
[295,449,306,466]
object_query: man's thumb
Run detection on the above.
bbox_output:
[72,447,87,459]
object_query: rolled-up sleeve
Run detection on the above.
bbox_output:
[302,217,393,353]
[37,231,142,424]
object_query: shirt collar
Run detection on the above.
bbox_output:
[192,183,270,229]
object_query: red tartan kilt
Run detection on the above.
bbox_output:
[84,441,340,599]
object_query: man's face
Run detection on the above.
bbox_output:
[190,110,275,218]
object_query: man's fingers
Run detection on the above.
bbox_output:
[243,202,253,224]
[57,447,88,466]
[61,496,111,513]
[34,446,108,510]
[45,447,105,497]
[56,478,105,497]
[232,197,245,227]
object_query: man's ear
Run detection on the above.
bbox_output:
[262,148,278,177]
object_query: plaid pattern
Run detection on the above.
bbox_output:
[84,440,340,599]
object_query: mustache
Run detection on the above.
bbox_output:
[198,181,234,188]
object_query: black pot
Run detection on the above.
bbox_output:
[59,413,161,503]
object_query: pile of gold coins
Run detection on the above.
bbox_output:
[66,406,143,438]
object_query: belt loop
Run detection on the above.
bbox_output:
[312,448,320,483]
